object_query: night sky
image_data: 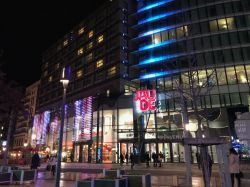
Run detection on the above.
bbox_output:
[0,0,105,87]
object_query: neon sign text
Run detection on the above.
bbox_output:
[134,89,157,111]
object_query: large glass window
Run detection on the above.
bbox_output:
[108,66,116,76]
[162,31,168,41]
[209,20,218,32]
[118,109,133,139]
[217,68,227,85]
[230,93,241,105]
[218,18,228,30]
[153,33,161,44]
[144,113,156,139]
[211,95,220,107]
[164,77,172,90]
[232,48,243,62]
[245,65,250,82]
[236,66,247,83]
[226,17,236,30]
[226,67,237,84]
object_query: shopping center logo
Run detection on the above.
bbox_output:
[134,89,157,111]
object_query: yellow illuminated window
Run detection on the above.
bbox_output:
[78,27,84,35]
[48,76,53,82]
[97,35,104,43]
[88,30,94,38]
[226,17,236,30]
[76,70,83,78]
[77,47,84,55]
[218,18,227,30]
[96,59,104,68]
[63,39,68,46]
[87,42,93,49]
[108,66,116,76]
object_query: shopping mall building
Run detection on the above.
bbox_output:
[32,0,250,163]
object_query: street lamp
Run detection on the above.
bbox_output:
[55,67,70,187]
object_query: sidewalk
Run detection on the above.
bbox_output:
[5,162,250,187]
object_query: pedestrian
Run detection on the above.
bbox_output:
[145,151,150,168]
[152,152,157,167]
[158,151,164,167]
[31,152,40,169]
[125,152,129,165]
[49,155,57,176]
[120,153,124,167]
[229,148,241,187]
[196,152,201,169]
[130,152,134,170]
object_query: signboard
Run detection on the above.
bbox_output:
[134,89,157,111]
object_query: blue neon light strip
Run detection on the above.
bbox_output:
[139,40,175,51]
[138,0,174,13]
[139,25,175,37]
[139,54,178,65]
[138,10,180,25]
[139,70,179,80]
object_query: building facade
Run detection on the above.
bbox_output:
[33,0,250,163]
[130,0,250,162]
[13,80,40,149]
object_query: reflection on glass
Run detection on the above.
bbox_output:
[218,18,227,30]
[235,66,247,83]
[217,68,227,85]
[226,67,236,84]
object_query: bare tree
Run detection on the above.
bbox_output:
[168,57,217,187]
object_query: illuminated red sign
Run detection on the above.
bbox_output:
[134,89,157,111]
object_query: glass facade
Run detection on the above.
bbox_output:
[34,0,250,163]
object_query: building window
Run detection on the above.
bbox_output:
[78,27,84,35]
[96,59,104,68]
[77,47,84,55]
[226,67,236,84]
[86,53,93,62]
[236,66,247,83]
[88,30,94,38]
[63,39,68,46]
[76,70,83,78]
[218,18,228,30]
[108,66,116,76]
[48,76,53,82]
[97,35,104,43]
[216,68,227,85]
[87,42,93,49]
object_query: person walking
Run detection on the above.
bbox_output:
[196,152,201,169]
[145,151,150,168]
[158,151,164,167]
[120,153,124,167]
[49,155,57,176]
[125,152,129,165]
[152,152,157,167]
[130,152,134,170]
[31,152,40,169]
[229,148,241,187]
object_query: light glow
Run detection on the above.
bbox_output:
[139,25,176,37]
[139,40,175,51]
[137,0,174,13]
[138,10,180,25]
[139,54,178,65]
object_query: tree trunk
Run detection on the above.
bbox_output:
[3,109,15,165]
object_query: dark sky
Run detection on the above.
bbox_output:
[0,0,105,87]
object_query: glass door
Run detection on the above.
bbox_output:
[82,144,88,162]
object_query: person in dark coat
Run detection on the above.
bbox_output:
[130,152,135,170]
[120,153,124,167]
[31,152,40,169]
[145,151,150,168]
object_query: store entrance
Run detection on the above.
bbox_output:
[74,142,91,163]
[120,142,133,163]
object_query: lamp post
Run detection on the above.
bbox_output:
[55,67,70,187]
